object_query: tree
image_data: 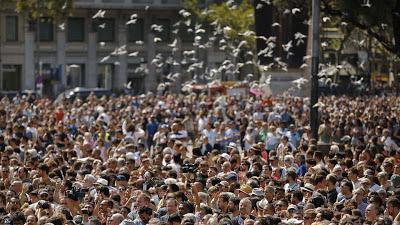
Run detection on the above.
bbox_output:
[273,0,400,57]
[184,0,258,81]
[15,0,73,22]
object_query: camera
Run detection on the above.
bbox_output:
[38,200,50,209]
[181,163,196,173]
[81,208,89,215]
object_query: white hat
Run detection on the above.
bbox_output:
[163,147,173,155]
[301,183,315,192]
[164,178,177,185]
[282,218,303,225]
[126,152,135,160]
[27,149,38,158]
[330,145,340,153]
[220,153,231,161]
[227,142,237,149]
[95,178,108,186]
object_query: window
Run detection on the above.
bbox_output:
[5,16,18,41]
[97,64,114,89]
[1,65,21,91]
[127,18,144,42]
[67,18,85,42]
[181,30,194,43]
[39,17,54,41]
[66,64,85,88]
[127,63,146,94]
[94,18,115,42]
[155,19,171,42]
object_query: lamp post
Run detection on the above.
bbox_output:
[310,0,320,140]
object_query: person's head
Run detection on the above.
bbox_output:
[325,174,337,190]
[108,213,124,225]
[6,197,21,212]
[264,186,275,201]
[353,188,365,204]
[65,190,79,208]
[89,217,102,225]
[228,196,240,213]
[239,198,252,216]
[382,161,394,173]
[340,180,353,196]
[166,198,178,215]
[365,203,378,222]
[244,218,254,225]
[136,193,150,208]
[291,191,303,205]
[178,202,194,216]
[24,215,37,225]
[222,161,231,173]
[386,197,400,218]
[303,209,316,225]
[217,192,230,212]
[286,170,297,183]
[10,180,23,193]
[38,163,50,177]
[148,218,160,225]
[138,207,152,223]
[18,167,29,180]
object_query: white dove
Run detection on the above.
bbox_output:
[313,102,326,108]
[126,19,137,25]
[92,9,106,19]
[322,17,331,23]
[292,77,308,88]
[272,22,280,27]
[128,51,139,57]
[362,0,371,7]
[151,24,163,32]
[58,23,65,31]
[282,40,293,52]
[179,9,191,17]
[292,8,301,14]
[100,56,110,63]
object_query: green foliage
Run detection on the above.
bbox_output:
[184,0,256,49]
[273,0,399,56]
[15,0,73,21]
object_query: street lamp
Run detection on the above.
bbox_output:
[310,0,320,140]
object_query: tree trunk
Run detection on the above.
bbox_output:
[393,0,400,54]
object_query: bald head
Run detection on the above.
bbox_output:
[239,198,252,216]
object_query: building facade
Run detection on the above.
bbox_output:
[0,0,225,97]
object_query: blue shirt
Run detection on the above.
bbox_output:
[296,164,307,177]
[146,122,158,136]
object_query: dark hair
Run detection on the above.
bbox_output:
[229,196,241,206]
[341,180,354,193]
[99,186,110,197]
[10,212,25,224]
[168,214,181,223]
[286,171,297,181]
[326,174,337,185]
[38,163,50,174]
[138,207,152,215]
[291,190,303,202]
[387,197,400,208]
[218,193,230,203]
[89,217,102,225]
[47,215,64,225]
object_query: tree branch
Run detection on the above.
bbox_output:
[321,0,398,55]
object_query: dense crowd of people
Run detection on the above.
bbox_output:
[0,90,400,225]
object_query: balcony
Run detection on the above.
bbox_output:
[74,0,183,9]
